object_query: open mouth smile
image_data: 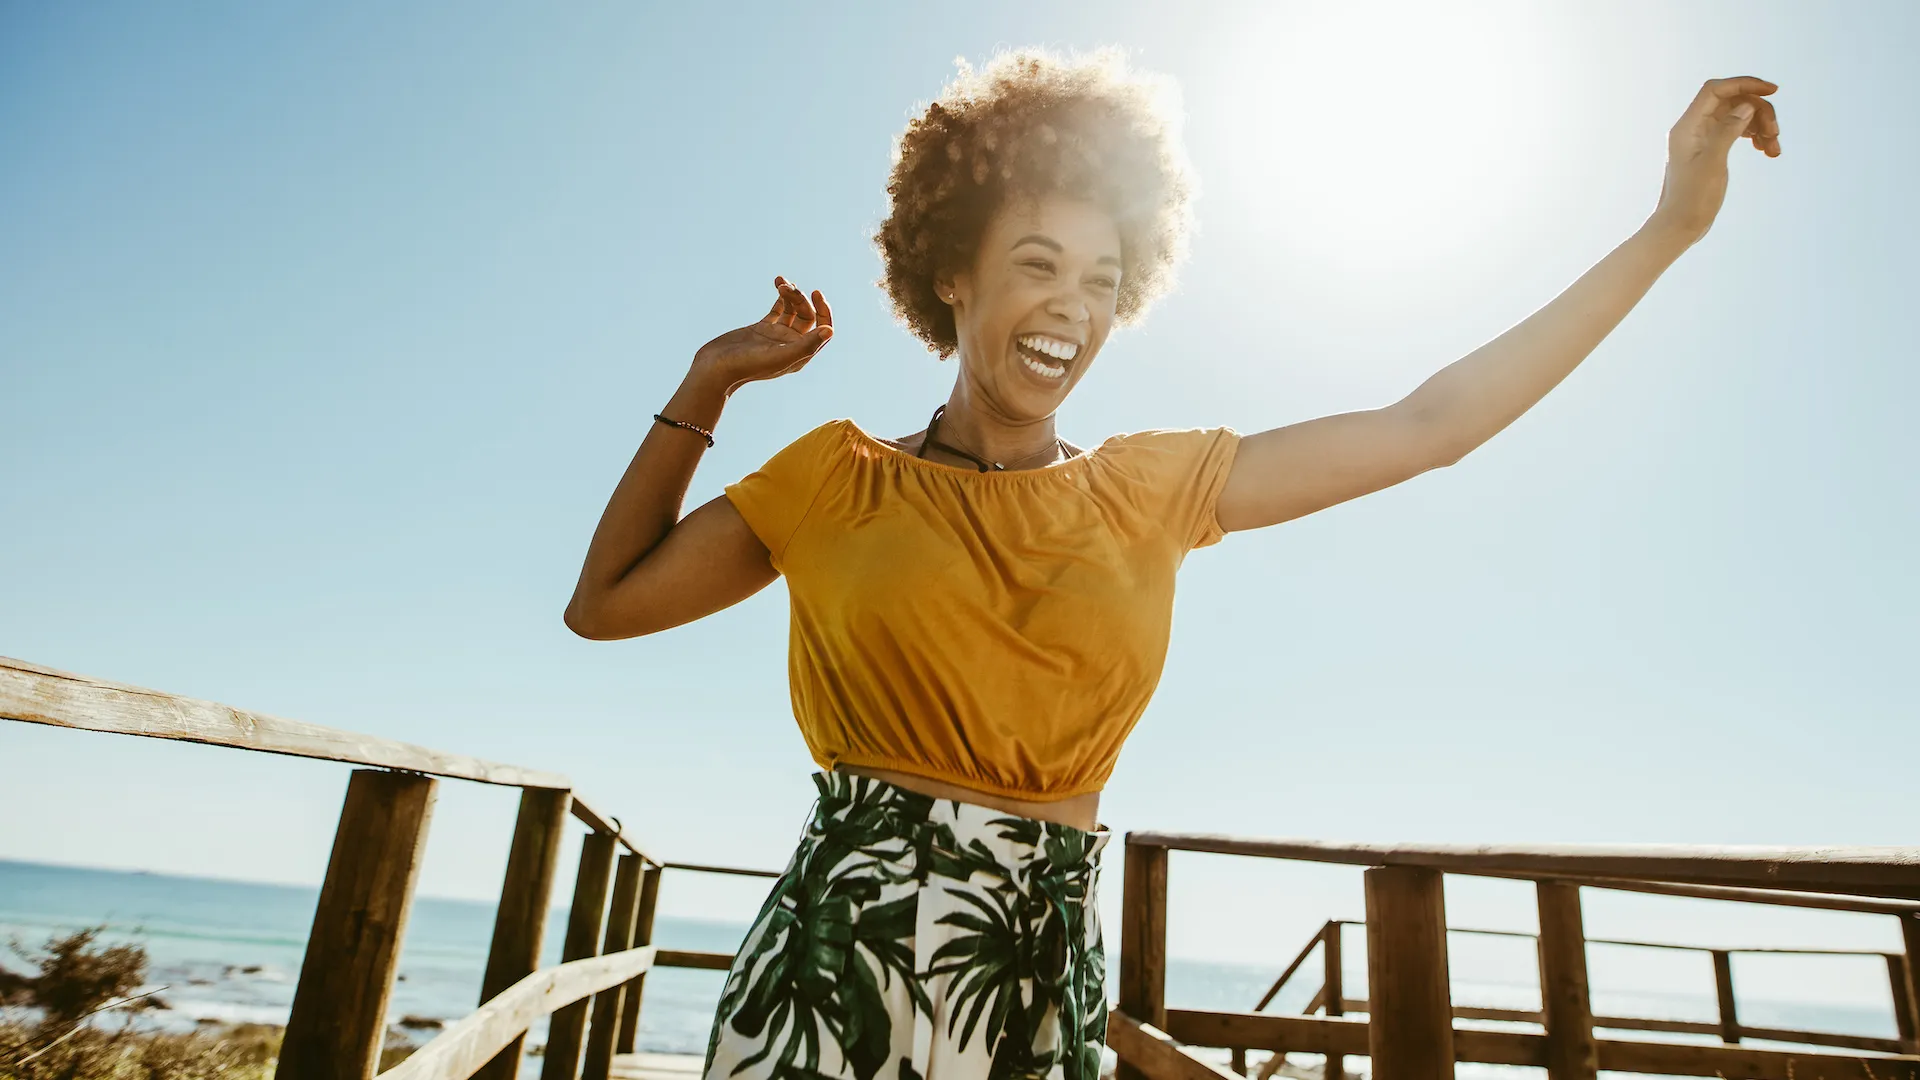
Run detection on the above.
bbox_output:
[1014,334,1080,381]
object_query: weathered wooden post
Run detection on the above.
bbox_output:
[1536,882,1598,1080]
[1711,951,1741,1044]
[583,852,646,1080]
[278,769,436,1080]
[1887,955,1917,1056]
[478,787,572,1080]
[1899,914,1920,1055]
[1324,920,1345,1080]
[1117,837,1169,1080]
[541,830,619,1080]
[615,863,663,1054]
[1364,866,1454,1080]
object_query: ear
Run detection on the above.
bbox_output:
[933,271,958,306]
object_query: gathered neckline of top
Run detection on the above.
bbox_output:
[839,418,1107,479]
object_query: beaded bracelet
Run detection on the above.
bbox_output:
[652,413,715,447]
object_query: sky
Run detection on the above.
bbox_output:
[3,1,1915,1012]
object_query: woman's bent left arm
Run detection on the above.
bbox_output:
[1217,76,1781,534]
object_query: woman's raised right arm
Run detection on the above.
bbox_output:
[563,278,833,640]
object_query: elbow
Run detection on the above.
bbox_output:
[564,594,659,641]
[1399,401,1475,471]
[563,596,618,641]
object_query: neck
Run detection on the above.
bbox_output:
[932,383,1060,469]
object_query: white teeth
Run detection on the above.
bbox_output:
[1017,334,1079,361]
[1023,355,1066,379]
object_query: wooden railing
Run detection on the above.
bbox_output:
[1238,918,1918,1079]
[0,656,773,1080]
[1112,833,1920,1080]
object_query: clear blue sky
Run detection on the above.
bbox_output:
[3,2,1913,1007]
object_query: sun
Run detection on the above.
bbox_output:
[1203,3,1565,271]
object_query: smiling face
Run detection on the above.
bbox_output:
[939,193,1123,422]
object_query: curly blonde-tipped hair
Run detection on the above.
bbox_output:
[874,47,1196,357]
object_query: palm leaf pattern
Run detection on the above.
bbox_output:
[704,775,1107,1080]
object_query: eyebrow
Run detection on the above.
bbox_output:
[1011,233,1123,269]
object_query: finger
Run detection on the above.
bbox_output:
[764,276,791,324]
[777,280,814,329]
[1729,94,1780,156]
[812,290,833,330]
[1710,98,1758,153]
[1677,76,1779,132]
[783,281,816,327]
[1749,96,1782,156]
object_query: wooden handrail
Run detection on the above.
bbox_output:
[659,861,782,879]
[1474,871,1920,916]
[1330,918,1901,958]
[1126,832,1920,899]
[0,655,569,790]
[377,946,656,1080]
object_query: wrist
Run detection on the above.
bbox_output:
[686,355,744,399]
[1635,213,1705,258]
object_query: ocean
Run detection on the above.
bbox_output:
[0,859,1898,1077]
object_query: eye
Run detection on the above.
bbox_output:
[1090,276,1118,290]
[1022,258,1056,274]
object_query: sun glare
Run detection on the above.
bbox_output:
[1207,4,1563,270]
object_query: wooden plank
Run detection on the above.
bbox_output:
[1595,1036,1920,1079]
[607,1052,703,1080]
[584,854,646,1080]
[1537,882,1597,1080]
[1480,871,1920,916]
[1125,833,1920,900]
[1163,1010,1370,1057]
[1713,950,1741,1044]
[0,656,568,790]
[616,865,663,1055]
[542,832,618,1080]
[378,947,656,1080]
[1119,840,1170,1080]
[1452,1028,1547,1067]
[277,770,436,1080]
[1364,865,1454,1080]
[1161,1009,1918,1075]
[655,949,735,971]
[658,861,782,879]
[478,787,571,1080]
[1323,919,1344,1080]
[569,799,639,857]
[1107,1010,1241,1080]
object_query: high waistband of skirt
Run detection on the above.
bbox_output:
[808,770,1110,867]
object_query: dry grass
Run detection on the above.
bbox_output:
[1,927,430,1079]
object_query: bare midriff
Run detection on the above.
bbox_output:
[837,764,1101,833]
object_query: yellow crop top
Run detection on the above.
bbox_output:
[723,418,1242,800]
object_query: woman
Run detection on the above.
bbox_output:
[566,49,1779,1080]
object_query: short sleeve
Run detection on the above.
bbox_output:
[1098,426,1243,551]
[723,421,844,571]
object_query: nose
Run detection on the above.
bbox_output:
[1044,286,1090,326]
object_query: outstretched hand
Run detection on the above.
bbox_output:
[694,276,835,390]
[1649,76,1781,245]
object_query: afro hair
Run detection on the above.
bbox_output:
[874,47,1196,357]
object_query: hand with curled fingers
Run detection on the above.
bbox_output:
[693,276,835,391]
[1648,76,1782,246]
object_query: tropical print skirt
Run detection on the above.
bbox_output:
[702,772,1110,1080]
